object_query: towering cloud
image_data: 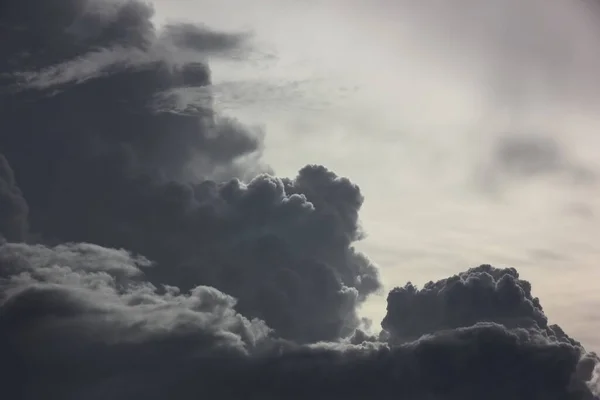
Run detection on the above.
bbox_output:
[0,0,598,399]
[382,264,577,344]
[0,0,379,344]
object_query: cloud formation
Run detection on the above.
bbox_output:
[0,0,598,399]
[382,264,577,344]
[476,133,597,191]
[1,243,598,399]
[0,0,379,344]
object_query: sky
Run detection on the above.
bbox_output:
[150,0,600,349]
[1,0,600,398]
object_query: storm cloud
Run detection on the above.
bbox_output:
[0,0,380,344]
[1,243,598,399]
[0,0,598,399]
[382,264,577,344]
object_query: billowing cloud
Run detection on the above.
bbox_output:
[382,264,576,344]
[1,243,598,399]
[0,0,598,399]
[0,0,379,344]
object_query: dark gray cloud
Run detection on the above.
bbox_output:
[1,243,598,399]
[0,0,379,344]
[162,22,248,54]
[382,264,576,344]
[0,0,598,398]
[0,155,29,242]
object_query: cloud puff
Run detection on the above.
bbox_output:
[474,133,597,192]
[382,264,577,344]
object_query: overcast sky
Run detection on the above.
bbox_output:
[150,0,600,349]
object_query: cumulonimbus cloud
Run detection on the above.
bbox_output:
[0,0,598,399]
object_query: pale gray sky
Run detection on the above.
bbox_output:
[151,0,600,349]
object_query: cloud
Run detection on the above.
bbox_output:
[382,264,577,345]
[0,0,598,398]
[1,243,598,399]
[3,0,249,91]
[0,155,29,242]
[475,133,597,192]
[161,22,248,55]
[0,0,379,344]
[493,134,565,177]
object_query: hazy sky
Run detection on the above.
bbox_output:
[150,0,600,349]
